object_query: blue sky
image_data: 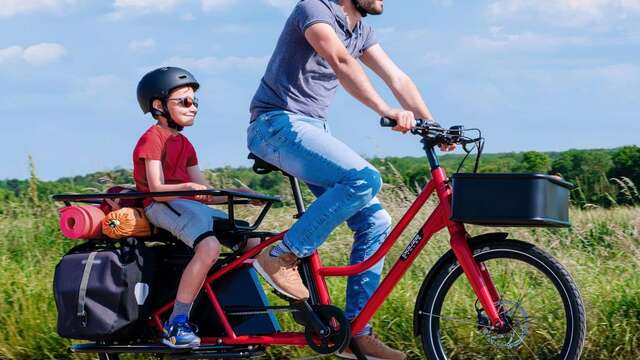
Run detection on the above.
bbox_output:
[2,0,639,180]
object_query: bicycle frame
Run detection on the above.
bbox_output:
[150,145,505,347]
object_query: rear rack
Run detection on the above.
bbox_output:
[52,190,281,233]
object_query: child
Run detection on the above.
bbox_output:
[133,67,257,348]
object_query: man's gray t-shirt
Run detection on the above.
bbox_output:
[249,0,378,121]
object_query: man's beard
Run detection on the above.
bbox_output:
[356,0,384,16]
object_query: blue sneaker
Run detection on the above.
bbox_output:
[162,315,201,349]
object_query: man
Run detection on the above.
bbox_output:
[248,1,436,358]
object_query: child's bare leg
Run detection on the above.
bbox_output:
[176,236,221,303]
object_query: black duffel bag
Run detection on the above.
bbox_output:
[53,238,155,341]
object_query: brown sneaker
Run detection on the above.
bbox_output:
[253,246,309,300]
[337,333,406,360]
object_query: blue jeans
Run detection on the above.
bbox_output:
[247,110,392,329]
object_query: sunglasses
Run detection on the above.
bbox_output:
[167,96,199,108]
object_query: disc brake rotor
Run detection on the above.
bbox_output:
[477,300,529,349]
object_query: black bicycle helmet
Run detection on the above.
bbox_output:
[136,66,200,114]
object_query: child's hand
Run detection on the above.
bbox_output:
[186,182,211,202]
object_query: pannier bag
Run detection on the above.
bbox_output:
[54,238,155,341]
[59,205,105,240]
[102,207,153,239]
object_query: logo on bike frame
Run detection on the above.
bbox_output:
[400,231,424,261]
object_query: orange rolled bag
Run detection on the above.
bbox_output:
[59,205,105,240]
[102,207,153,239]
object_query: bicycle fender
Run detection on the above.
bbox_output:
[412,232,509,337]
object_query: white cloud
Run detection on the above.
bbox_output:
[577,63,640,102]
[80,74,124,97]
[107,0,296,18]
[264,0,297,11]
[74,74,132,110]
[22,43,66,65]
[463,31,592,51]
[0,43,66,66]
[107,0,186,19]
[181,12,195,21]
[431,0,453,6]
[0,46,23,64]
[421,53,451,66]
[201,0,237,11]
[161,55,269,74]
[444,81,510,113]
[114,0,183,12]
[128,38,156,52]
[0,0,79,17]
[489,0,640,26]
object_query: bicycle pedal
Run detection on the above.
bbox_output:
[290,302,331,335]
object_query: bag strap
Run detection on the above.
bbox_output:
[104,198,121,211]
[77,251,97,327]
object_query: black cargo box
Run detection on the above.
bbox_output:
[450,173,573,227]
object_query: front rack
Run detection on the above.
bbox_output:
[52,189,281,233]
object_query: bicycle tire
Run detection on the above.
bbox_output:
[417,238,586,360]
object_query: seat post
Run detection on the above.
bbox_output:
[286,175,321,304]
[288,175,306,218]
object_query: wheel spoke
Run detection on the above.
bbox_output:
[420,311,495,329]
[508,322,540,360]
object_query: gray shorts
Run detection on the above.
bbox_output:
[144,199,228,248]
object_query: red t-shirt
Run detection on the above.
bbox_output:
[133,125,199,207]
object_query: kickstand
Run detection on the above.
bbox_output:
[348,339,369,360]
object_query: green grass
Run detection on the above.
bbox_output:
[0,195,639,359]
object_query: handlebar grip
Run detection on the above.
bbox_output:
[380,117,396,127]
[381,117,430,128]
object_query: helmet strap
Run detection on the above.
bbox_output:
[154,100,184,132]
[351,0,368,17]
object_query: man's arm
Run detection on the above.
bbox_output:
[361,44,434,121]
[304,23,414,132]
[362,45,456,151]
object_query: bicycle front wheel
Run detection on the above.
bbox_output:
[417,238,586,360]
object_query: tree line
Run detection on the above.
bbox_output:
[1,146,638,208]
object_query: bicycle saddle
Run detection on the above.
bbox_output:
[248,153,282,175]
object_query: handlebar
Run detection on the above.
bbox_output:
[380,117,478,146]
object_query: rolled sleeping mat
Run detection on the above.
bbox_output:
[59,205,105,240]
[102,207,153,239]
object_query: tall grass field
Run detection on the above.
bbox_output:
[0,188,638,359]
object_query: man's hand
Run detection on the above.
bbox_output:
[440,144,456,152]
[383,108,415,133]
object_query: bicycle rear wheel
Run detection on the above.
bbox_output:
[417,238,586,360]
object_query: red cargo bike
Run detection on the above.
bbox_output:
[53,119,586,359]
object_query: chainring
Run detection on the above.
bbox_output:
[303,305,351,354]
